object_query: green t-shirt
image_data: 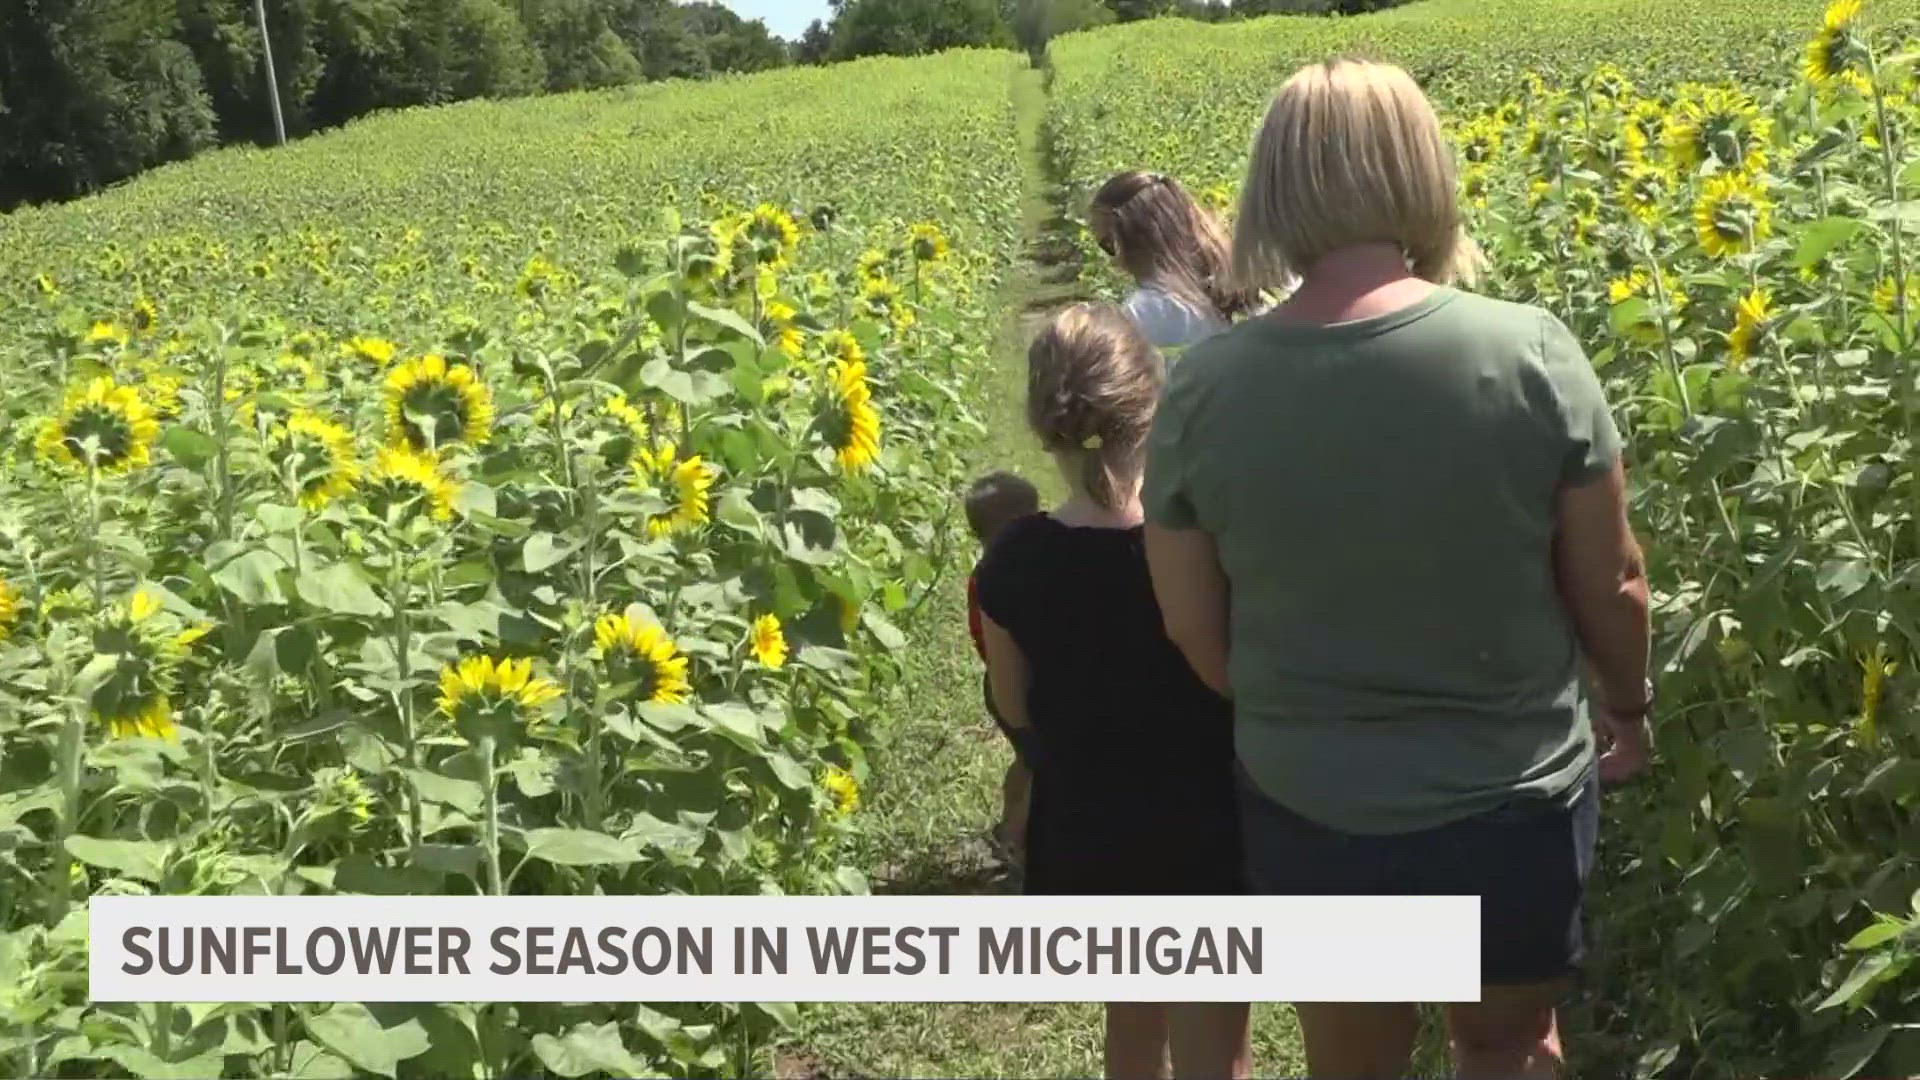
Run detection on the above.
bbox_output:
[1142,287,1621,835]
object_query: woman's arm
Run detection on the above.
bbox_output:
[1553,457,1653,781]
[981,615,1031,731]
[1144,523,1232,697]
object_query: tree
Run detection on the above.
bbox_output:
[0,0,216,207]
[793,18,834,64]
[681,2,787,74]
[831,0,1014,61]
[1012,0,1113,56]
[523,0,643,91]
[1105,0,1172,19]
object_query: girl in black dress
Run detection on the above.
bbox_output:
[975,302,1249,1080]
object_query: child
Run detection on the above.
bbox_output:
[1089,170,1264,351]
[964,471,1042,867]
[974,303,1250,1080]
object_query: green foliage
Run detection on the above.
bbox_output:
[0,47,1027,1078]
[0,0,797,210]
[831,0,1017,61]
[0,0,218,205]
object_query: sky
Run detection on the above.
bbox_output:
[720,0,833,40]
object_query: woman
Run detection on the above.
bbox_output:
[1140,59,1652,1080]
[1089,170,1261,350]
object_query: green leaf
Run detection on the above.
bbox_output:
[763,751,811,791]
[161,426,218,469]
[212,548,289,605]
[530,1021,645,1078]
[1817,952,1894,1011]
[406,769,483,815]
[522,532,577,574]
[454,481,496,518]
[306,1004,431,1079]
[100,1046,227,1079]
[749,1002,799,1028]
[640,356,696,402]
[65,836,168,882]
[863,610,907,651]
[1794,216,1868,269]
[283,1041,354,1079]
[687,300,766,346]
[523,828,641,866]
[1821,1024,1892,1080]
[296,563,389,617]
[1846,917,1907,950]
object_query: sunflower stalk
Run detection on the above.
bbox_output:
[387,540,422,848]
[479,734,504,897]
[50,466,105,925]
[1867,44,1920,568]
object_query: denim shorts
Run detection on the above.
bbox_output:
[1236,765,1599,987]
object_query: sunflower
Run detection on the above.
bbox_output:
[37,376,162,474]
[819,329,865,369]
[597,394,650,465]
[1623,99,1668,165]
[33,272,57,297]
[822,357,881,474]
[823,767,859,816]
[907,222,951,265]
[384,354,494,451]
[593,613,691,704]
[130,297,158,336]
[1873,275,1918,315]
[343,336,398,367]
[0,578,21,643]
[856,249,891,284]
[745,203,802,269]
[1728,289,1773,369]
[1566,185,1603,241]
[269,410,359,510]
[1460,166,1492,209]
[516,254,570,300]
[766,300,805,360]
[1806,0,1872,96]
[364,445,457,522]
[1693,173,1774,258]
[90,590,199,742]
[436,656,562,738]
[860,276,915,332]
[86,321,129,349]
[1587,63,1635,104]
[140,367,184,421]
[1664,87,1771,176]
[1617,164,1672,225]
[1608,267,1688,344]
[1457,115,1504,165]
[749,614,788,670]
[635,443,713,538]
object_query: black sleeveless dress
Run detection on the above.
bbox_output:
[975,513,1243,895]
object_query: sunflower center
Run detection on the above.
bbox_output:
[1712,199,1755,241]
[609,650,661,699]
[64,405,136,466]
[400,382,471,449]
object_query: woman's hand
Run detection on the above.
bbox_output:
[1590,696,1654,785]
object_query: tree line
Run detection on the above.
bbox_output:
[0,0,1413,211]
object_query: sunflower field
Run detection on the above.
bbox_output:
[1052,0,1920,1076]
[0,50,1027,1079]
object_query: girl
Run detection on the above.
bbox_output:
[1089,170,1264,351]
[975,303,1249,1080]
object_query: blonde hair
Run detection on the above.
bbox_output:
[1091,171,1257,321]
[1026,303,1165,510]
[1234,59,1474,288]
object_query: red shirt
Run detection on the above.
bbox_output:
[967,569,986,660]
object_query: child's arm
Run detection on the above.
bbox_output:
[1144,523,1233,698]
[980,615,1031,731]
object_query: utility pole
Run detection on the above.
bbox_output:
[255,0,287,146]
